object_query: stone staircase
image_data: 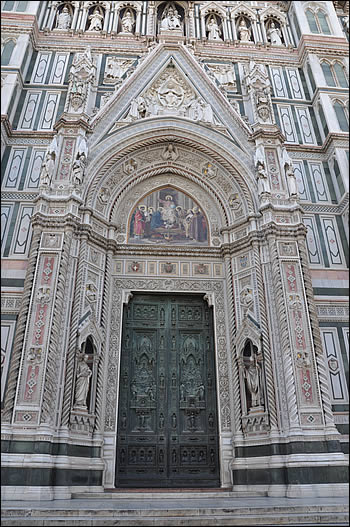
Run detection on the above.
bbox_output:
[1,490,349,526]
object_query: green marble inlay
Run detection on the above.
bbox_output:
[3,202,19,257]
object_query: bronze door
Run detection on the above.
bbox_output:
[115,293,220,488]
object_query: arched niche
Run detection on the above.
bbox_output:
[127,185,209,247]
[157,1,185,36]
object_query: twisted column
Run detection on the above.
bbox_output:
[252,243,278,430]
[297,235,336,430]
[94,249,113,432]
[60,236,86,426]
[268,236,300,430]
[1,228,42,422]
[40,229,73,424]
[224,255,242,436]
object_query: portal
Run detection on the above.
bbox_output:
[115,293,220,488]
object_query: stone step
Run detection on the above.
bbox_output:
[1,510,349,526]
[72,489,268,499]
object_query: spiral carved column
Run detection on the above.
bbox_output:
[224,254,242,437]
[60,236,87,427]
[94,249,113,432]
[252,242,278,430]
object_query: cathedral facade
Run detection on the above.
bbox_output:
[1,0,349,500]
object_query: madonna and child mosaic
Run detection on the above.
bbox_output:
[129,188,208,245]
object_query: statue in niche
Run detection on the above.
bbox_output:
[244,353,262,408]
[160,3,182,31]
[56,6,71,30]
[238,18,251,41]
[74,354,92,409]
[120,9,135,34]
[88,8,104,31]
[206,16,222,40]
[267,21,283,46]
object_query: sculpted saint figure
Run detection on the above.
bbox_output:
[72,152,86,186]
[256,161,271,195]
[160,5,181,31]
[267,21,283,46]
[88,8,104,31]
[121,9,135,34]
[74,354,92,409]
[238,18,251,41]
[40,152,55,187]
[56,6,71,30]
[207,16,222,40]
[244,354,261,408]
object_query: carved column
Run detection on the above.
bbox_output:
[71,2,79,31]
[268,234,328,432]
[224,254,242,439]
[61,235,87,427]
[135,8,142,35]
[102,6,110,33]
[297,234,338,434]
[230,14,237,40]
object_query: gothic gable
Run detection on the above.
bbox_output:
[89,43,252,153]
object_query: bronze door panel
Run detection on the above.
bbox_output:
[116,294,220,488]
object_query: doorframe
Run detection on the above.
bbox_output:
[101,276,234,489]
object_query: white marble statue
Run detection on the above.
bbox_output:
[160,4,182,31]
[238,18,251,41]
[244,354,262,408]
[206,16,222,40]
[120,9,135,34]
[201,100,215,124]
[256,162,271,195]
[254,145,271,196]
[267,21,283,46]
[74,354,92,409]
[88,8,104,31]
[281,146,297,197]
[40,152,55,187]
[56,6,71,30]
[40,136,58,187]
